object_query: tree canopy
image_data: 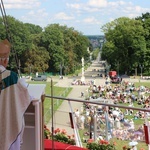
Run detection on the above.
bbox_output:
[0,12,150,76]
[101,15,149,75]
[0,16,91,75]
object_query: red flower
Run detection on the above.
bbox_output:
[123,145,127,150]
[105,141,109,145]
[68,135,71,139]
[61,129,67,134]
[54,128,60,134]
[99,140,109,145]
[54,130,57,134]
[99,140,104,144]
[87,139,94,143]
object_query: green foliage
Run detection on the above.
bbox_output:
[24,46,50,73]
[24,23,43,34]
[1,12,150,76]
[51,128,75,145]
[44,125,51,139]
[41,24,65,72]
[1,16,32,71]
[101,16,147,75]
[136,12,150,75]
[0,16,90,74]
[92,48,100,60]
[41,24,90,74]
[0,17,6,39]
[86,139,116,150]
[44,125,76,145]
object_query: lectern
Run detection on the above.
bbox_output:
[21,84,46,150]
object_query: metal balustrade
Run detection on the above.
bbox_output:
[44,95,150,149]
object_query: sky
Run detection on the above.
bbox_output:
[1,0,150,35]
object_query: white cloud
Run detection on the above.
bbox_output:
[54,12,74,20]
[4,0,41,9]
[27,9,48,17]
[2,0,150,35]
[135,6,143,13]
[66,3,81,9]
[83,17,101,25]
[87,0,108,8]
[121,4,150,19]
[108,0,126,7]
[67,0,150,17]
[61,0,150,34]
[20,8,48,27]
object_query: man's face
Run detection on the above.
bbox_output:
[0,39,11,67]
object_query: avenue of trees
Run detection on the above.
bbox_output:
[0,16,92,75]
[1,12,149,76]
[101,12,150,76]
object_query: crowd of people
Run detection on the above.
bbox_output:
[89,80,150,106]
[73,79,150,146]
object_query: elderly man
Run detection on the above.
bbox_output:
[0,39,31,150]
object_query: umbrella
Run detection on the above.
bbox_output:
[129,141,138,146]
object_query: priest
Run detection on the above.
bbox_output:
[0,39,31,150]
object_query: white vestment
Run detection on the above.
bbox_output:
[0,66,31,150]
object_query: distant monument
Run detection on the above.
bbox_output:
[81,57,85,83]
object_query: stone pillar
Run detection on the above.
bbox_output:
[81,57,85,83]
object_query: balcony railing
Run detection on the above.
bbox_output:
[44,95,150,150]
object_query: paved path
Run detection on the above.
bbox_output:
[47,60,106,135]
[47,83,89,135]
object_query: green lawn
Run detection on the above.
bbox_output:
[134,82,150,88]
[28,81,72,124]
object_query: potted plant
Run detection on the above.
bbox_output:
[86,139,116,150]
[44,126,75,145]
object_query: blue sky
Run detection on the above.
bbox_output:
[1,0,150,35]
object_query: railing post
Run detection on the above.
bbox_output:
[50,77,54,150]
[68,101,82,147]
[104,106,109,141]
[93,109,97,141]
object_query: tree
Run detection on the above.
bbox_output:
[41,24,65,73]
[24,23,43,34]
[41,24,90,74]
[136,12,150,75]
[0,17,7,39]
[0,16,32,72]
[0,16,91,75]
[24,46,50,74]
[101,17,146,75]
[59,26,78,73]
